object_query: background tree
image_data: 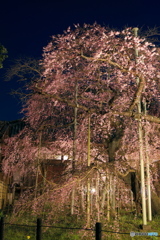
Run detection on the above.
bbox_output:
[0,44,7,68]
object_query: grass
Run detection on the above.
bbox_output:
[2,213,160,240]
[103,213,160,240]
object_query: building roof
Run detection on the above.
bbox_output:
[0,119,25,139]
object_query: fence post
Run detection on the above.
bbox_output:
[36,218,42,240]
[0,217,4,240]
[95,222,102,240]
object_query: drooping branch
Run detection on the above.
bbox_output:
[128,75,145,111]
[81,51,137,75]
[36,90,160,124]
[81,52,147,113]
[112,110,160,124]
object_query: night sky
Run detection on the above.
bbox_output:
[1,0,160,121]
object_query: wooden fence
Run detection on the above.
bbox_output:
[0,181,7,209]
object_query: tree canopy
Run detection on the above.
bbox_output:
[2,24,160,223]
[3,23,160,173]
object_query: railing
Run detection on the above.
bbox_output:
[1,217,152,240]
[0,218,101,240]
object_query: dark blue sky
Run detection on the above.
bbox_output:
[1,0,160,121]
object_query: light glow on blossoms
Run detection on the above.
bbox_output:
[2,24,160,223]
[3,23,160,174]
